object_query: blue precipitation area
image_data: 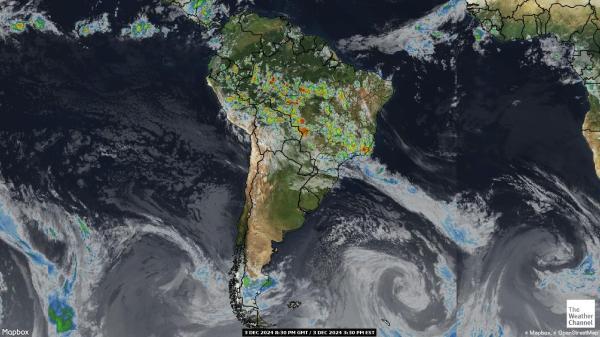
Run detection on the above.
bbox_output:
[48,292,76,334]
[362,166,405,190]
[48,266,77,334]
[379,323,460,337]
[439,0,461,14]
[242,274,278,310]
[363,165,481,249]
[447,309,504,337]
[537,254,599,293]
[467,324,505,337]
[442,215,476,247]
[580,255,597,275]
[379,329,403,337]
[0,203,55,274]
[0,203,77,334]
[63,264,77,296]
[404,0,461,56]
[193,265,226,288]
[438,265,454,281]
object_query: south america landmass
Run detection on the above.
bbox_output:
[466,0,600,178]
[206,13,393,283]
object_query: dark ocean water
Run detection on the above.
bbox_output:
[0,25,248,230]
[0,0,599,336]
[263,2,600,335]
[247,0,448,39]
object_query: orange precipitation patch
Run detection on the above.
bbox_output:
[299,127,309,136]
[207,13,394,280]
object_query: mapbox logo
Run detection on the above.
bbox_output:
[567,300,595,328]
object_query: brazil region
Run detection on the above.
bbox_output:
[207,13,393,278]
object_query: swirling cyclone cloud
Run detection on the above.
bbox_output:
[0,0,598,336]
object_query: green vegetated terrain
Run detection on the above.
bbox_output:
[207,13,393,272]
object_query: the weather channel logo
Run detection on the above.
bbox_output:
[567,300,595,328]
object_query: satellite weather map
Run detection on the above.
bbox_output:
[0,0,600,336]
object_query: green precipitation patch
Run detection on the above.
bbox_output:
[208,13,391,126]
[48,302,75,333]
[9,20,27,33]
[242,275,273,288]
[208,13,392,245]
[32,17,46,30]
[8,17,47,34]
[77,216,91,236]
